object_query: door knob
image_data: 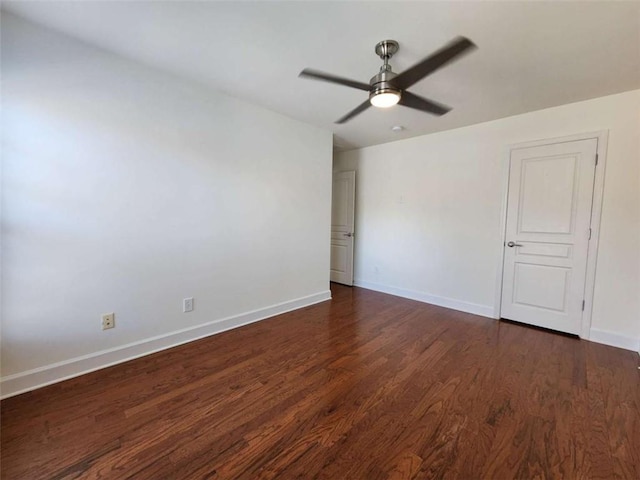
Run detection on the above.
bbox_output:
[343,232,354,237]
[507,241,523,247]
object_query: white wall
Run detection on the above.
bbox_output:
[1,14,332,396]
[335,90,640,351]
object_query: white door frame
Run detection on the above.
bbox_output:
[493,130,609,339]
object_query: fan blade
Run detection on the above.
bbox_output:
[299,69,370,91]
[336,99,371,124]
[398,91,451,116]
[391,37,476,90]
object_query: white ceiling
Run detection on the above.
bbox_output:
[3,1,640,150]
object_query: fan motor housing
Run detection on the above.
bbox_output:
[369,69,401,99]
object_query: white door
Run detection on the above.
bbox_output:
[331,171,355,285]
[501,138,598,334]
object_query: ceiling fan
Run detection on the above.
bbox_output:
[299,37,477,124]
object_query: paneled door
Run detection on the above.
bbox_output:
[331,171,355,285]
[501,138,598,334]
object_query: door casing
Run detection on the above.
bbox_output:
[494,131,609,339]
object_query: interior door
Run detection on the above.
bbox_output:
[500,138,598,334]
[331,171,355,285]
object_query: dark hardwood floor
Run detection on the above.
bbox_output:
[2,284,639,479]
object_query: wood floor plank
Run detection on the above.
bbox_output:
[2,284,639,479]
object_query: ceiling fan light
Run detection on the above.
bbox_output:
[370,91,401,108]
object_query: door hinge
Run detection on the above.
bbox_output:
[595,153,599,166]
[582,300,585,311]
[588,228,592,240]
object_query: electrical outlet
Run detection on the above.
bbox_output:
[102,313,115,330]
[183,297,194,313]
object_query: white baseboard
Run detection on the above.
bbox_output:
[588,328,640,352]
[354,279,494,318]
[0,290,331,399]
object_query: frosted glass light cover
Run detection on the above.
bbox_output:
[370,92,400,108]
